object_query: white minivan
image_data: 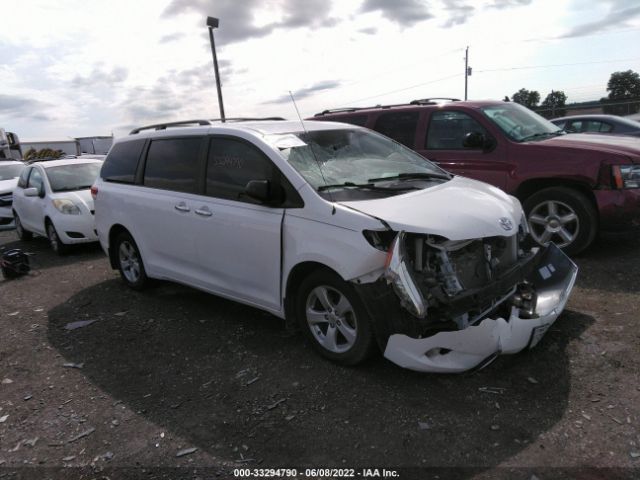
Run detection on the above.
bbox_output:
[93,120,577,373]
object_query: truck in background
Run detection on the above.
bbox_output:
[0,129,23,160]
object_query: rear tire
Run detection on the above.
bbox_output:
[114,231,149,290]
[523,187,597,256]
[14,213,33,241]
[296,270,376,365]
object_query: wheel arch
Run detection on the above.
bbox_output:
[107,224,131,269]
[283,261,344,329]
[515,178,598,215]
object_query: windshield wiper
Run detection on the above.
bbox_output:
[54,185,92,192]
[520,131,564,142]
[367,172,451,183]
[318,182,419,192]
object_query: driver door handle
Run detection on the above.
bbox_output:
[174,202,190,212]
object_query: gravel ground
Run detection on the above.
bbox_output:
[0,228,639,480]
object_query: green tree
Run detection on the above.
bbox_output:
[512,88,540,108]
[541,90,567,117]
[602,70,640,115]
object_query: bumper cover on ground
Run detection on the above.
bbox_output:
[383,243,578,373]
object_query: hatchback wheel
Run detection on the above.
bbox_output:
[115,232,148,290]
[47,222,69,255]
[523,187,597,255]
[14,213,33,241]
[296,270,376,365]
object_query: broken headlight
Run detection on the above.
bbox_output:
[384,232,427,318]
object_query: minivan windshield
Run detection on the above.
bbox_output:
[46,163,102,192]
[278,128,449,195]
[0,163,24,181]
[481,103,564,142]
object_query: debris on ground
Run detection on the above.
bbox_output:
[176,447,197,457]
[245,376,260,386]
[267,398,287,410]
[0,415,8,423]
[63,362,84,369]
[68,427,95,443]
[23,394,32,401]
[479,387,506,394]
[418,422,431,430]
[65,319,98,331]
[2,378,13,384]
[527,377,539,384]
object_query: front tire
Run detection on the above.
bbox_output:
[114,231,149,290]
[46,221,69,255]
[523,187,597,256]
[296,270,376,365]
[14,213,33,241]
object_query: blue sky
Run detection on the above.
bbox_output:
[0,0,638,139]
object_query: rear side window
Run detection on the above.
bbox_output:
[17,167,31,188]
[333,115,368,127]
[101,140,145,183]
[373,112,419,147]
[143,137,202,194]
[206,138,273,202]
[426,111,489,149]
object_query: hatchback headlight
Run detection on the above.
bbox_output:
[52,199,81,215]
[612,165,640,189]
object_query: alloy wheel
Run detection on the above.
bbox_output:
[305,285,358,353]
[528,200,579,248]
[118,241,141,284]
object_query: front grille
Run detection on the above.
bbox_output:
[0,193,12,207]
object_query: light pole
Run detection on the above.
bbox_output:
[206,16,226,122]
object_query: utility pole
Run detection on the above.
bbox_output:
[464,46,471,101]
[206,16,226,122]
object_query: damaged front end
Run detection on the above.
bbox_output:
[372,230,577,373]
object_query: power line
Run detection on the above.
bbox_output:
[476,57,640,74]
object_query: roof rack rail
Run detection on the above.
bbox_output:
[130,120,212,135]
[210,117,286,122]
[409,97,460,105]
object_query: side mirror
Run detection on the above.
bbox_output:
[245,179,285,205]
[24,187,38,197]
[463,131,485,149]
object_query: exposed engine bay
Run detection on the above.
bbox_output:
[364,228,578,372]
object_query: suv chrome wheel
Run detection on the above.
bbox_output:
[528,200,579,248]
[305,285,358,354]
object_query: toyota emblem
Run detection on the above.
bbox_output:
[499,217,514,231]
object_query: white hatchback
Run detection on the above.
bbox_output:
[12,158,102,254]
[94,120,577,373]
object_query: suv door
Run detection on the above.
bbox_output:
[417,109,508,189]
[192,136,284,311]
[133,136,206,281]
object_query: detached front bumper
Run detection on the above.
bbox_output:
[382,242,578,373]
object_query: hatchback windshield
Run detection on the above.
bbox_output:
[481,103,563,142]
[46,163,102,192]
[0,163,24,181]
[278,128,448,192]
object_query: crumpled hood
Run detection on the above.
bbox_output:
[539,133,640,160]
[52,189,94,211]
[0,178,18,194]
[339,176,522,240]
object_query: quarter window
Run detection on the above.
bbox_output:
[143,137,202,194]
[333,115,368,127]
[373,112,419,147]
[426,111,489,149]
[206,138,273,202]
[17,167,31,188]
[102,139,145,184]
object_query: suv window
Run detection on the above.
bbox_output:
[27,168,43,193]
[565,120,582,133]
[143,137,202,194]
[373,112,418,147]
[17,166,31,188]
[102,139,145,183]
[206,138,273,202]
[334,115,368,127]
[426,111,488,149]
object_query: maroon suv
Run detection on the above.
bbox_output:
[312,99,640,254]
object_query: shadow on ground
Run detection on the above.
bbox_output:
[46,278,594,477]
